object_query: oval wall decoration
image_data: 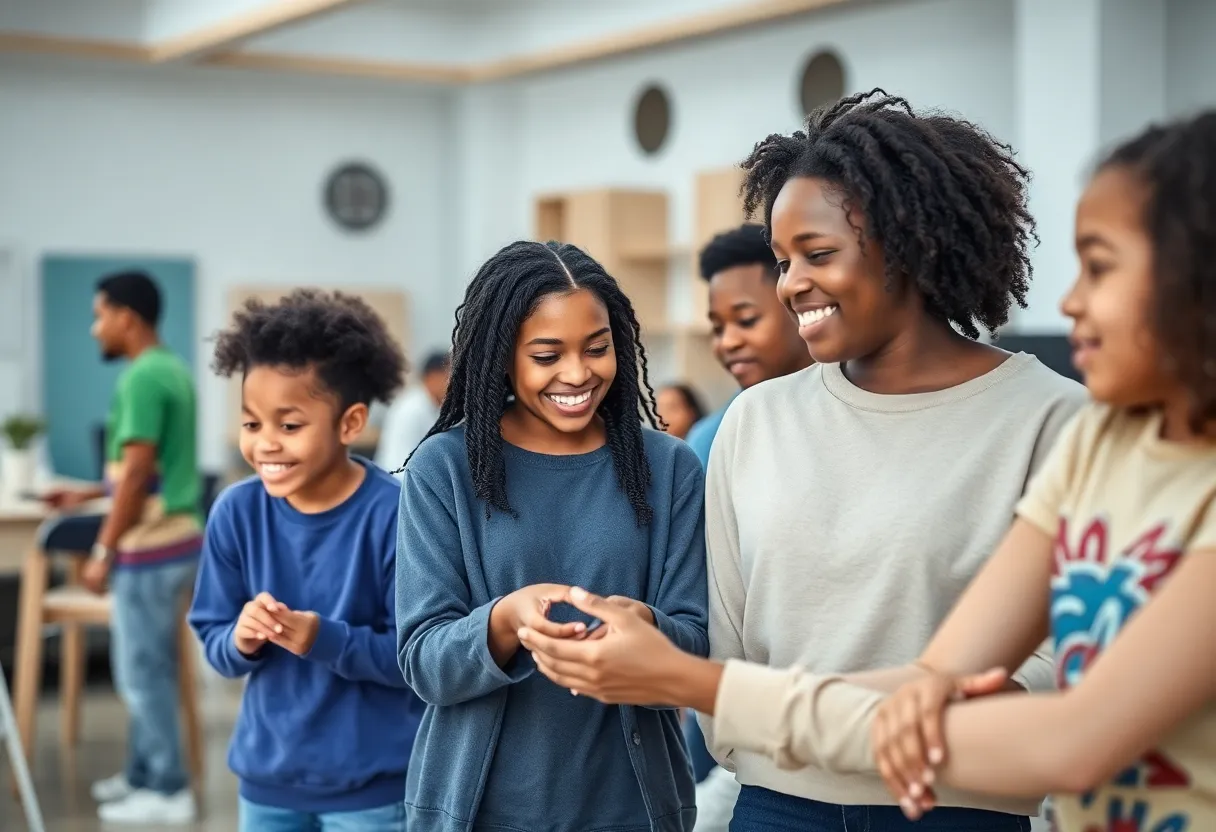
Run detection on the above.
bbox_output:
[324,162,390,232]
[798,50,847,116]
[633,84,672,156]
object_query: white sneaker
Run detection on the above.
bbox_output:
[91,773,133,803]
[693,766,740,832]
[97,788,197,825]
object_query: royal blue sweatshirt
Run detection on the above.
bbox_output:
[396,427,708,832]
[189,459,422,813]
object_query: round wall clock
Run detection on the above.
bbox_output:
[324,162,390,232]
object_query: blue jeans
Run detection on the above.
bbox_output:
[109,559,198,795]
[239,797,407,831]
[682,710,718,783]
[730,786,1031,832]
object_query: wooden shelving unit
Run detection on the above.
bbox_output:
[533,176,750,413]
[535,189,669,331]
[691,167,749,326]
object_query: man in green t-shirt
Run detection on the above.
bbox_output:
[46,270,201,825]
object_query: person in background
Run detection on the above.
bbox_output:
[684,223,814,467]
[682,222,815,830]
[189,290,423,832]
[375,350,450,478]
[657,383,706,440]
[521,90,1089,831]
[44,270,202,825]
[395,240,707,831]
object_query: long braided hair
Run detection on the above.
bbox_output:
[406,240,661,525]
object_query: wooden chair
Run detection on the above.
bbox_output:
[10,524,204,800]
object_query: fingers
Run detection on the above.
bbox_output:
[920,690,946,770]
[523,607,585,640]
[241,604,285,637]
[581,623,609,641]
[255,592,286,614]
[893,690,929,803]
[235,625,267,644]
[518,626,594,661]
[873,710,920,819]
[957,667,1008,698]
[602,596,635,609]
[530,651,598,690]
[564,586,633,627]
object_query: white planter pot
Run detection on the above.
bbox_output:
[1,447,36,499]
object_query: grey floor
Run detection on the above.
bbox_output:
[2,676,242,832]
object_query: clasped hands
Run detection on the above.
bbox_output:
[872,664,1011,820]
[233,591,321,657]
[516,585,1013,823]
[513,585,686,705]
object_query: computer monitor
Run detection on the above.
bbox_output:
[995,333,1080,383]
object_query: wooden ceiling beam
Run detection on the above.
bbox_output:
[0,0,854,84]
[148,0,368,63]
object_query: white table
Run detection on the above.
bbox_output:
[0,482,104,575]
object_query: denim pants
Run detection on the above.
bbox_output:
[730,786,1031,832]
[109,559,198,795]
[239,797,408,832]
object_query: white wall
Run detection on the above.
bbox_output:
[7,0,1212,472]
[456,0,1017,325]
[0,55,459,470]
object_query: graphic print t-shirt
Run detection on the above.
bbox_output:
[1016,405,1216,832]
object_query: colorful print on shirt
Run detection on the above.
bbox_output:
[1015,405,1216,832]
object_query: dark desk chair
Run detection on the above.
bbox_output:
[9,468,219,800]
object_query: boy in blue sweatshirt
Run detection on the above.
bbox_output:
[189,289,422,832]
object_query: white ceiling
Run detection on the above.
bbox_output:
[0,0,853,81]
[237,0,760,66]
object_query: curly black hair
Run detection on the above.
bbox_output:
[1099,111,1216,431]
[740,88,1036,340]
[408,240,660,525]
[211,288,407,409]
[698,223,779,282]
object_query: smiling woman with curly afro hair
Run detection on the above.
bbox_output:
[682,89,1089,831]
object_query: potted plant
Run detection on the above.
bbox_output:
[2,414,45,497]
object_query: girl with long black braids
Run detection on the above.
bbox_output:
[394,240,708,831]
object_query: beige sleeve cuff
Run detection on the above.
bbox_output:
[712,659,884,773]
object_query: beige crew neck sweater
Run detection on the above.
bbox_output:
[699,353,1087,814]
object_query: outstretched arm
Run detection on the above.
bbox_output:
[708,518,1053,767]
[926,544,1216,800]
[521,518,1055,770]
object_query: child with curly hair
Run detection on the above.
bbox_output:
[189,289,424,832]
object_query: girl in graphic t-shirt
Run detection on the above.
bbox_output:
[518,111,1216,832]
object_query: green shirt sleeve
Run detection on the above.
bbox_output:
[113,366,166,448]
